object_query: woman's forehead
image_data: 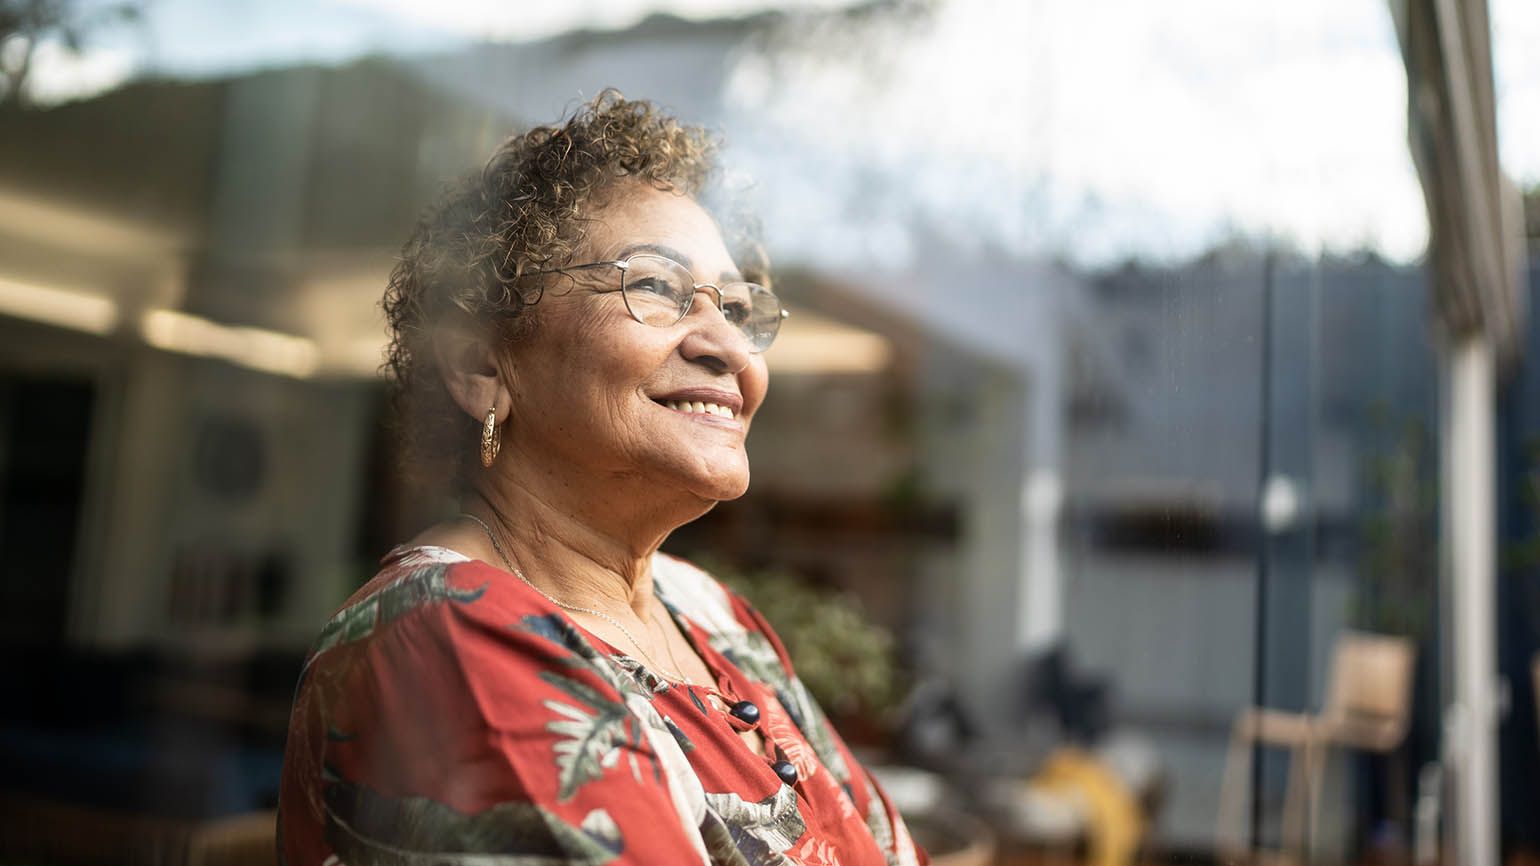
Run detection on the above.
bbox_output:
[584,186,737,276]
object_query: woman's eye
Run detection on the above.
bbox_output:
[721,300,751,324]
[627,277,684,302]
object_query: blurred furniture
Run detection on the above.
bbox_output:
[866,764,997,866]
[1217,630,1416,865]
[1020,645,1112,744]
[185,810,279,866]
[902,808,997,866]
[0,646,294,823]
[955,645,1161,866]
[984,732,1165,866]
[0,792,275,866]
[1533,652,1540,745]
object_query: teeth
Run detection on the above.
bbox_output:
[660,399,735,419]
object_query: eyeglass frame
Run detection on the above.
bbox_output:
[523,253,788,352]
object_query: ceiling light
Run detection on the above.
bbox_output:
[0,276,119,335]
[140,309,320,379]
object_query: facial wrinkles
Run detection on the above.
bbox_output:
[522,281,687,479]
[557,292,647,458]
[509,187,765,505]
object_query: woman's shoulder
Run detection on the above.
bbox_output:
[305,544,524,666]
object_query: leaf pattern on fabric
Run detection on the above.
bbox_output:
[651,555,744,637]
[539,670,643,802]
[863,785,896,866]
[504,605,715,860]
[608,653,673,694]
[888,806,921,866]
[286,550,929,866]
[834,781,861,824]
[700,818,755,866]
[699,786,809,866]
[789,836,843,866]
[706,628,784,690]
[310,563,486,665]
[617,691,713,865]
[763,695,818,784]
[780,678,853,784]
[663,716,696,752]
[519,613,603,660]
[859,771,919,866]
[709,629,852,786]
[518,615,666,707]
[323,779,621,865]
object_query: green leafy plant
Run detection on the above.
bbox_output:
[1502,437,1540,634]
[1353,409,1436,638]
[1506,437,1540,572]
[703,558,903,726]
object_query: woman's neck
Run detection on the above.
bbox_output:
[464,465,705,621]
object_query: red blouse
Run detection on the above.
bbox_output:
[278,545,929,866]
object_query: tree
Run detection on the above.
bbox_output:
[0,0,138,107]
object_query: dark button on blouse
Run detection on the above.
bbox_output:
[728,700,761,726]
[772,760,799,786]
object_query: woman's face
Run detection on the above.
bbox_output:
[501,185,770,505]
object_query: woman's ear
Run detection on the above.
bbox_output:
[432,320,511,424]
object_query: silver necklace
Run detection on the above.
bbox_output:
[458,511,691,684]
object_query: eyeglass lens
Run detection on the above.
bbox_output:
[620,255,782,352]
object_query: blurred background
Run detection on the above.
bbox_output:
[0,0,1536,863]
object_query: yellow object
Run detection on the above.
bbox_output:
[1028,748,1143,866]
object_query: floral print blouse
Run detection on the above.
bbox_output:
[278,545,929,866]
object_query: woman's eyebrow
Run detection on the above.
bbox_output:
[617,242,693,267]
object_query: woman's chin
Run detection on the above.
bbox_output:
[684,468,750,503]
[630,447,752,507]
[679,460,752,504]
[710,476,751,502]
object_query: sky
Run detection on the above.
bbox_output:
[723,0,1435,264]
[16,0,1540,265]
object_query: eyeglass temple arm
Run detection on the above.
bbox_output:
[522,260,630,276]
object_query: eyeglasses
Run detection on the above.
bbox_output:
[528,253,787,352]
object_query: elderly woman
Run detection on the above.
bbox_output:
[278,94,928,866]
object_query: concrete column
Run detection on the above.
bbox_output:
[1017,316,1064,654]
[1441,334,1498,866]
[1018,467,1063,653]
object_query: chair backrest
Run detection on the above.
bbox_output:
[1320,631,1416,750]
[185,811,277,866]
[1532,653,1540,746]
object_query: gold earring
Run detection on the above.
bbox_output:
[480,406,500,467]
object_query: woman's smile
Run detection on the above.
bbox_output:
[492,183,768,503]
[650,386,744,426]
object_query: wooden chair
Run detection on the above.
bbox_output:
[185,810,277,866]
[1532,653,1540,746]
[1216,631,1416,865]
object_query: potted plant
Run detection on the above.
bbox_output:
[710,560,994,866]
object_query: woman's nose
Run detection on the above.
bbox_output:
[679,288,752,372]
